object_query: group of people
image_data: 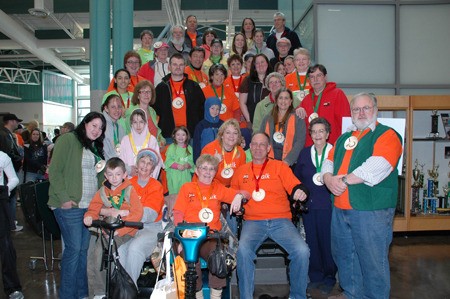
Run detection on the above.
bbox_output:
[0,10,403,299]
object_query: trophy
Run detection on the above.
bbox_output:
[411,159,421,214]
[412,159,420,188]
[429,110,440,138]
[427,164,439,197]
[442,186,449,208]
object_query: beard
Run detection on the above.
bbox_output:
[353,112,377,130]
[172,37,185,46]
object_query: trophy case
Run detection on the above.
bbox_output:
[408,96,450,231]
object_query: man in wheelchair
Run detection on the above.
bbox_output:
[231,132,310,299]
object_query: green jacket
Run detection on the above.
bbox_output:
[333,123,402,210]
[48,133,104,208]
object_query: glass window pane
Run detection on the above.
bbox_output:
[317,5,395,84]
[399,5,450,84]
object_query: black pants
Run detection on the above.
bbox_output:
[0,198,22,295]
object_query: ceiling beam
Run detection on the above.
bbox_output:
[0,9,85,83]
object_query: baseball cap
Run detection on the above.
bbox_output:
[153,41,169,51]
[3,113,23,122]
[211,38,223,47]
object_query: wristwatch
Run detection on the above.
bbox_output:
[342,176,350,186]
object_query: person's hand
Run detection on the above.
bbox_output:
[230,194,243,215]
[61,201,77,209]
[292,189,307,202]
[295,107,307,119]
[183,163,191,169]
[177,164,185,171]
[214,152,223,162]
[84,216,93,226]
[323,173,346,196]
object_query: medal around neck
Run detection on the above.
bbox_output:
[220,104,227,114]
[95,160,106,173]
[172,97,184,109]
[273,132,285,143]
[198,208,214,223]
[344,136,358,150]
[312,173,323,186]
[221,167,234,179]
[199,82,206,89]
[115,144,121,155]
[252,189,266,201]
[308,112,319,122]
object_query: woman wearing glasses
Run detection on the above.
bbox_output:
[107,50,147,93]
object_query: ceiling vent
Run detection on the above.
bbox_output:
[28,0,53,18]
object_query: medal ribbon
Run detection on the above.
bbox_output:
[129,132,151,156]
[295,73,308,91]
[195,182,214,209]
[109,189,125,209]
[189,65,204,83]
[91,145,102,164]
[221,146,237,169]
[269,93,276,103]
[212,84,225,102]
[170,78,185,99]
[314,143,327,172]
[251,158,269,192]
[113,122,119,146]
[312,92,323,114]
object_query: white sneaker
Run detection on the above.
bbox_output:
[12,225,23,232]
[93,295,105,299]
[9,291,24,299]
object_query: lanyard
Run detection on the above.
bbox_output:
[221,146,237,169]
[269,93,275,103]
[170,78,184,98]
[189,65,205,83]
[314,143,327,172]
[91,145,102,164]
[312,92,323,113]
[295,73,308,91]
[195,182,214,209]
[109,189,125,209]
[113,122,119,145]
[251,158,269,192]
[212,84,225,102]
[129,132,151,156]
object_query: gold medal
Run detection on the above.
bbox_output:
[273,132,285,143]
[221,167,234,179]
[172,97,184,109]
[198,208,214,223]
[252,189,266,201]
[344,136,358,150]
[115,143,121,155]
[199,82,206,89]
[312,173,323,186]
[299,90,307,100]
[308,112,319,122]
[95,160,106,173]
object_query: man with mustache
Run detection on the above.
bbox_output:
[168,25,190,63]
[321,93,402,299]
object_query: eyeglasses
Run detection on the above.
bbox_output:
[139,90,152,95]
[268,80,281,85]
[127,60,140,65]
[310,129,327,135]
[250,142,268,148]
[198,166,215,172]
[351,106,374,114]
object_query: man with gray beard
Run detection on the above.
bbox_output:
[321,93,402,299]
[168,25,190,62]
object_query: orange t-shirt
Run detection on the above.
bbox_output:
[129,176,165,221]
[202,84,240,122]
[174,181,237,231]
[187,31,197,48]
[231,159,301,221]
[327,127,402,209]
[285,72,310,101]
[184,66,209,88]
[201,140,246,187]
[170,79,187,127]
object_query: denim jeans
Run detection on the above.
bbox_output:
[237,218,310,299]
[54,208,90,299]
[331,207,395,299]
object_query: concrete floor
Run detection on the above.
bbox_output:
[3,208,450,299]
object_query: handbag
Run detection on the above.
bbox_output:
[110,245,138,299]
[150,232,177,299]
[207,232,236,279]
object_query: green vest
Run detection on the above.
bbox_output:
[333,123,402,211]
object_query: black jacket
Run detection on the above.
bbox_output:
[266,26,302,57]
[153,74,205,138]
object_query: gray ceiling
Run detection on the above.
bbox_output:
[0,0,277,84]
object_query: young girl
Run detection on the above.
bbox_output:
[120,109,163,178]
[164,126,195,194]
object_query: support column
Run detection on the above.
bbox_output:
[89,0,110,111]
[112,0,134,72]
